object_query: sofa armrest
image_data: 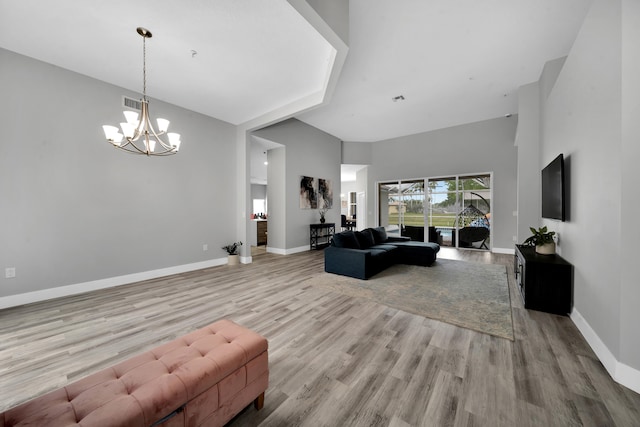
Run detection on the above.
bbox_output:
[324,246,371,280]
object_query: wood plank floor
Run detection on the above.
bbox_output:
[1,248,639,426]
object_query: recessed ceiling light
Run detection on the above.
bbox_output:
[392,95,405,102]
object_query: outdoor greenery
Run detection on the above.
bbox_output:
[388,212,456,227]
[383,175,491,229]
[429,177,490,207]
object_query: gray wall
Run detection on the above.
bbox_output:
[266,147,286,250]
[620,0,640,377]
[515,82,540,242]
[342,141,372,164]
[365,117,519,251]
[0,48,237,299]
[251,184,267,203]
[305,0,349,45]
[254,119,341,251]
[517,0,640,383]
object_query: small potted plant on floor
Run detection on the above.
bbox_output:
[523,226,556,255]
[222,241,243,265]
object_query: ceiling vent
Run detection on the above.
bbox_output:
[122,96,141,110]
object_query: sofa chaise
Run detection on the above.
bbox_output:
[324,226,440,279]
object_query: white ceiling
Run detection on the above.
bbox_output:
[298,0,593,142]
[0,0,335,125]
[0,0,592,143]
[341,164,367,182]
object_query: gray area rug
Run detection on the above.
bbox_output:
[305,259,514,340]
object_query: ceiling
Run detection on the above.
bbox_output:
[298,0,593,142]
[0,0,592,143]
[0,0,335,126]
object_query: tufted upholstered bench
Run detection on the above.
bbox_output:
[0,319,268,427]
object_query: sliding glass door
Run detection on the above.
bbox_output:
[378,180,424,237]
[427,177,459,246]
[379,173,491,249]
[427,174,491,248]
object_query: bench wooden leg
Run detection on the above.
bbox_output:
[253,392,265,410]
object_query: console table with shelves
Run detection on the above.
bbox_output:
[514,244,573,315]
[310,223,335,250]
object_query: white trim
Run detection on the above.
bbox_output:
[266,245,310,255]
[267,246,286,255]
[287,245,312,254]
[0,258,227,310]
[571,309,640,394]
[492,247,515,255]
[241,256,252,264]
[617,362,640,395]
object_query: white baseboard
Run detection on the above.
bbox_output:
[287,245,313,254]
[492,247,515,255]
[0,258,227,310]
[571,309,640,394]
[266,246,286,255]
[266,245,310,255]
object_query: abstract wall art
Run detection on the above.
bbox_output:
[318,178,333,209]
[299,176,317,209]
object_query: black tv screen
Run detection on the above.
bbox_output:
[542,154,565,221]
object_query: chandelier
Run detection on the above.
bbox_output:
[102,27,182,156]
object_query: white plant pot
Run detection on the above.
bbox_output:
[227,254,240,265]
[536,242,556,255]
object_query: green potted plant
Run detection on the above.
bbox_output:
[523,226,556,255]
[222,241,243,265]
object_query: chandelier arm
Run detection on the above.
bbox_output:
[140,100,175,152]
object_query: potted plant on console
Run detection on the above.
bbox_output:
[523,226,556,255]
[222,241,243,265]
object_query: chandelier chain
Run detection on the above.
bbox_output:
[142,35,147,101]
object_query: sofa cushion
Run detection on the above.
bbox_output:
[355,229,376,249]
[370,244,398,252]
[332,231,360,249]
[369,227,388,244]
[367,248,392,259]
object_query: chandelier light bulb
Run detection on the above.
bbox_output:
[157,118,169,133]
[123,111,139,125]
[101,27,182,156]
[168,133,181,151]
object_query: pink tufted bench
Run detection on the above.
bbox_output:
[0,319,268,427]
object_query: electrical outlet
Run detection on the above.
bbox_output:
[5,267,16,279]
[203,244,208,251]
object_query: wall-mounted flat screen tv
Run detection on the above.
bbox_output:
[541,154,565,221]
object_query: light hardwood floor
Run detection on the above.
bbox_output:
[1,248,639,426]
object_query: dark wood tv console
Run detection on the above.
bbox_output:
[514,244,573,315]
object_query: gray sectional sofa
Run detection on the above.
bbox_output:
[324,226,440,279]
